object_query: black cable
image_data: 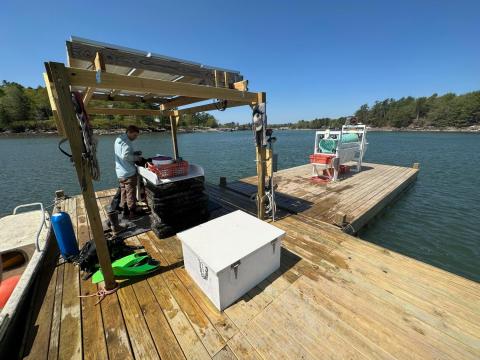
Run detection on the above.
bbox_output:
[58,138,72,159]
[214,99,227,111]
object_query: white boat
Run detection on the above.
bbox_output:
[0,203,52,355]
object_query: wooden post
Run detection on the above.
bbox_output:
[255,92,267,220]
[43,72,65,137]
[334,212,347,227]
[413,162,420,169]
[170,115,179,159]
[46,62,116,290]
[55,190,65,199]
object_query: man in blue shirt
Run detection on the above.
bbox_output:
[114,125,143,218]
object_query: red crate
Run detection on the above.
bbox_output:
[309,153,335,164]
[147,160,189,179]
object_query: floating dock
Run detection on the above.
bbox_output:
[226,162,419,233]
[20,163,480,360]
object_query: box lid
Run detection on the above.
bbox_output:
[178,210,285,273]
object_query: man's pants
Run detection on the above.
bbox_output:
[119,175,137,210]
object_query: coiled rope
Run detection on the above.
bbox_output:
[71,92,100,181]
[78,284,119,305]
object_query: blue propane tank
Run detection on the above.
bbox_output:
[51,212,79,258]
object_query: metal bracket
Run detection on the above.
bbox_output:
[95,69,102,84]
[199,260,208,280]
[231,260,241,279]
[271,239,278,254]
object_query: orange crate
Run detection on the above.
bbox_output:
[147,161,189,179]
[309,153,335,164]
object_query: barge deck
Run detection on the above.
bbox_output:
[20,163,480,359]
[226,162,419,233]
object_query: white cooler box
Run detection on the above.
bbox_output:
[178,210,285,310]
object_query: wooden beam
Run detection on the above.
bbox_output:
[214,70,219,88]
[233,80,248,91]
[45,61,116,290]
[109,89,121,98]
[175,100,250,115]
[90,93,168,104]
[213,70,229,88]
[160,96,204,110]
[43,72,65,136]
[94,51,106,71]
[86,107,172,117]
[255,92,267,220]
[334,212,347,227]
[170,115,179,159]
[82,89,95,106]
[110,68,144,98]
[83,52,106,106]
[224,72,229,88]
[65,66,258,103]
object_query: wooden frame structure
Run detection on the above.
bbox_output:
[43,37,268,289]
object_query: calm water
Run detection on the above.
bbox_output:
[0,131,479,282]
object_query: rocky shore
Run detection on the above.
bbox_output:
[0,126,244,137]
[367,125,480,132]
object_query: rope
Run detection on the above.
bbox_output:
[265,165,277,221]
[44,198,64,211]
[71,92,101,181]
[265,189,277,221]
[249,172,277,221]
[78,284,119,305]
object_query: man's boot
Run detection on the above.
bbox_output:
[107,210,127,235]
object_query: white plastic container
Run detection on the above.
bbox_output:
[152,155,174,166]
[178,210,285,310]
[137,163,204,185]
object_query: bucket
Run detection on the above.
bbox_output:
[152,155,173,166]
[51,212,79,259]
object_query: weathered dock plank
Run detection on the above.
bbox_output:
[21,174,480,359]
[227,162,419,233]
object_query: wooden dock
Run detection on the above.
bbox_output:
[19,164,480,360]
[226,162,419,233]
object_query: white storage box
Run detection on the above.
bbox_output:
[178,210,285,310]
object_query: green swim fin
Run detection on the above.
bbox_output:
[92,255,159,284]
[111,252,149,268]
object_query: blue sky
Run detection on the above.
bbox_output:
[1,0,479,124]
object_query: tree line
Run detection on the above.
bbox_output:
[281,91,480,130]
[0,80,220,132]
[0,81,52,126]
[1,80,479,132]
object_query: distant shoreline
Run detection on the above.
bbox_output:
[1,125,479,137]
[0,127,242,137]
[367,126,480,133]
